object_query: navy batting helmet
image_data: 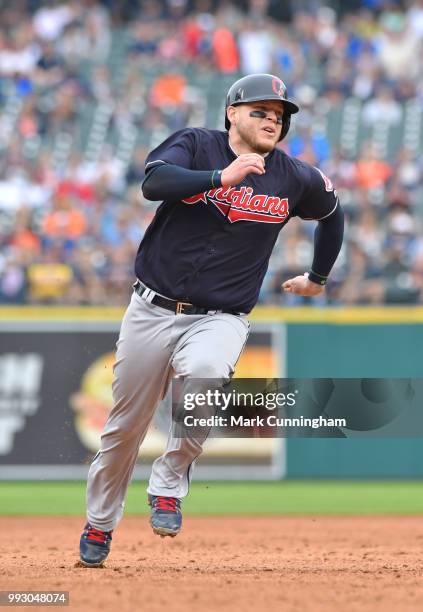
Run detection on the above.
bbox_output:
[225,73,300,141]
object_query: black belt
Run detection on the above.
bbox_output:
[133,280,241,316]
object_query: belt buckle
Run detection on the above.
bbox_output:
[176,301,192,314]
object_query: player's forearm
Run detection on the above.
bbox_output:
[142,163,222,201]
[309,203,344,285]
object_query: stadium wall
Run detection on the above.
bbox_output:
[286,319,423,478]
[0,306,422,480]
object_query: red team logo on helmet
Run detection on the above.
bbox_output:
[183,187,289,223]
[272,78,286,99]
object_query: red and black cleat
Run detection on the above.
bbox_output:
[148,495,182,538]
[79,523,113,567]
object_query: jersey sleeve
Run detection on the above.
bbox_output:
[144,128,197,172]
[293,165,339,220]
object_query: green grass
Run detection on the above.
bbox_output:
[0,481,422,515]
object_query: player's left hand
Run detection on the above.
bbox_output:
[282,273,324,297]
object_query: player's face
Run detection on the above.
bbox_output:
[230,101,284,154]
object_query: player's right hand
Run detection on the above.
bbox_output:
[221,154,265,187]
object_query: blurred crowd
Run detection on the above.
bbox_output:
[1,0,423,306]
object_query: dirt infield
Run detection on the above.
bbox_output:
[1,516,423,611]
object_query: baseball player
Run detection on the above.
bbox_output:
[79,73,344,567]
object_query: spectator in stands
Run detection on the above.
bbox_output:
[355,142,392,190]
[212,24,239,73]
[103,244,134,305]
[394,148,421,192]
[0,248,27,304]
[362,85,402,126]
[42,187,87,255]
[32,2,75,42]
[407,0,423,39]
[8,207,41,257]
[149,73,187,108]
[350,209,383,264]
[336,241,383,305]
[129,20,160,57]
[182,0,215,60]
[67,243,108,305]
[238,20,274,74]
[286,124,331,165]
[376,8,422,81]
[35,40,65,86]
[26,247,74,304]
[0,0,422,307]
[125,146,147,185]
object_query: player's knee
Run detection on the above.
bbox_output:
[186,359,230,380]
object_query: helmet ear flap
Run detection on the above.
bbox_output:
[280,114,291,141]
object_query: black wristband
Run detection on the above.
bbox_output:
[308,270,328,286]
[211,170,223,188]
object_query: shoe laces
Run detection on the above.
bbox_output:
[84,524,112,544]
[153,496,180,512]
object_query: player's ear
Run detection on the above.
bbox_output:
[226,105,237,127]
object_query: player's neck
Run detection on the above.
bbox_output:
[228,133,268,158]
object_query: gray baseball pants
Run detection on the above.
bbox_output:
[86,289,250,531]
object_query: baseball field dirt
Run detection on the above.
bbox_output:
[1,516,422,611]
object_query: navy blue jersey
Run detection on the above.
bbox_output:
[136,128,338,313]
